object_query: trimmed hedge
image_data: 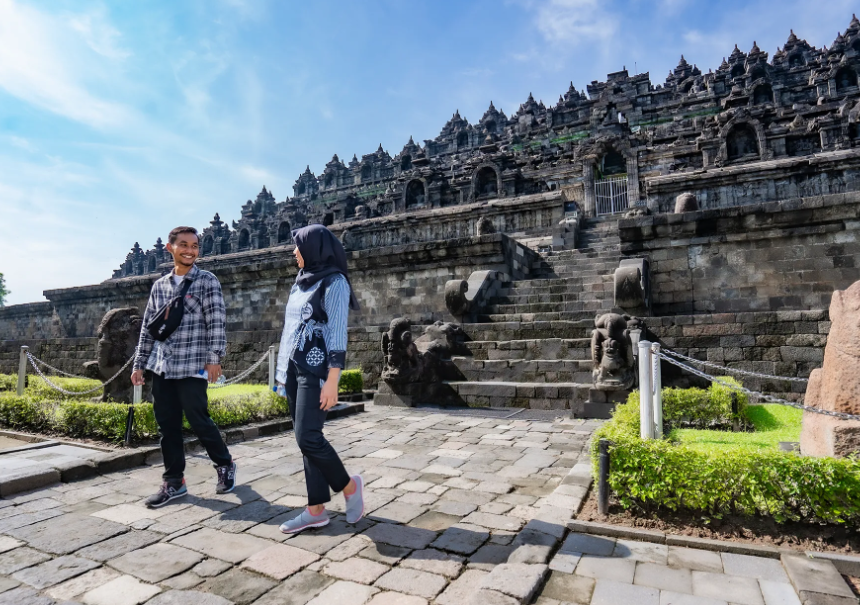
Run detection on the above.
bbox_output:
[338,369,363,394]
[593,387,860,524]
[0,373,96,400]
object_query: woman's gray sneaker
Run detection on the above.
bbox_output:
[345,475,365,524]
[216,461,237,494]
[279,508,330,534]
[145,481,187,509]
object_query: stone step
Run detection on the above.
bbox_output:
[478,310,610,323]
[464,337,593,361]
[535,259,620,271]
[492,291,612,305]
[464,320,597,341]
[451,357,593,383]
[444,380,593,411]
[487,302,608,315]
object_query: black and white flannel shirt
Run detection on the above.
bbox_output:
[134,264,227,379]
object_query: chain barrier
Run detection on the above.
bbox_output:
[208,350,270,389]
[661,347,809,384]
[29,357,90,380]
[26,352,134,396]
[656,351,860,421]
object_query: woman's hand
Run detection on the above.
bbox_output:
[320,368,341,410]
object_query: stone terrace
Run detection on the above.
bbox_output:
[0,405,852,604]
[0,405,599,605]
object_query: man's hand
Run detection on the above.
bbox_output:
[205,364,222,384]
[320,377,339,410]
[131,369,145,386]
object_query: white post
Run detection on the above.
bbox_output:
[651,342,663,439]
[268,345,276,390]
[638,340,654,439]
[16,346,28,396]
[133,385,142,404]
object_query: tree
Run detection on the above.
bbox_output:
[0,273,9,307]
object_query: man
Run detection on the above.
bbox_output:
[132,226,236,508]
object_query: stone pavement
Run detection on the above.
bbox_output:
[0,405,852,605]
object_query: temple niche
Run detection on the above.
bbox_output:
[111,14,860,277]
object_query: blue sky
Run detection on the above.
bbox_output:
[0,0,856,305]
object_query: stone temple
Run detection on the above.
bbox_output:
[3,17,860,417]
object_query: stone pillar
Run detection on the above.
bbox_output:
[582,163,596,218]
[800,280,860,458]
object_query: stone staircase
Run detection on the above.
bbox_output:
[445,218,629,416]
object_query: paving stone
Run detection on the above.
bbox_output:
[431,523,490,555]
[108,543,204,583]
[561,533,615,556]
[0,586,54,605]
[613,540,669,565]
[370,503,426,524]
[248,570,334,605]
[440,489,495,506]
[13,555,100,589]
[366,592,427,605]
[199,568,276,604]
[421,465,462,477]
[325,557,389,584]
[435,568,488,605]
[781,554,855,600]
[374,567,448,599]
[360,542,412,565]
[462,512,523,532]
[431,501,478,517]
[398,481,436,493]
[0,537,23,554]
[658,591,729,605]
[240,543,319,580]
[171,527,270,563]
[202,500,288,533]
[396,493,437,506]
[286,518,371,555]
[759,580,802,605]
[160,572,204,590]
[667,547,724,573]
[0,546,51,574]
[548,551,581,574]
[326,535,374,562]
[145,590,234,605]
[400,548,463,578]
[591,579,659,605]
[91,503,168,525]
[367,449,404,459]
[467,543,515,570]
[308,580,379,605]
[721,553,790,583]
[46,568,120,601]
[508,528,559,564]
[8,514,128,555]
[468,589,521,605]
[692,570,764,605]
[574,555,636,583]
[634,562,693,593]
[362,522,436,551]
[475,482,514,495]
[81,574,161,605]
[191,559,232,578]
[480,563,548,602]
[539,570,595,603]
[479,501,514,515]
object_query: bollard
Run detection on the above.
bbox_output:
[651,342,663,439]
[124,406,135,446]
[638,340,654,439]
[598,438,611,516]
[731,392,740,432]
[268,345,276,390]
[16,346,28,396]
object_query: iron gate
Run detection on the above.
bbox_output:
[595,175,629,215]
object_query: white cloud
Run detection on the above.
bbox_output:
[0,0,130,129]
[67,8,131,60]
[533,0,618,45]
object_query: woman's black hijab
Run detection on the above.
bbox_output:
[292,225,360,310]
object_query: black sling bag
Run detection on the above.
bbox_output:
[146,278,194,342]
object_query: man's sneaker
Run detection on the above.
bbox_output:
[145,481,187,509]
[345,475,365,524]
[215,461,237,494]
[279,508,330,534]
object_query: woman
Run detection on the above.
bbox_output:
[276,224,364,533]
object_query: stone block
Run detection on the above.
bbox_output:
[374,568,448,599]
[199,568,276,605]
[240,543,320,580]
[591,579,659,605]
[781,554,855,600]
[108,543,204,583]
[691,570,764,605]
[479,563,548,602]
[81,574,161,605]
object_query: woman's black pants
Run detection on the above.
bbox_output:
[286,361,351,505]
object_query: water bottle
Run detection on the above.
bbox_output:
[198,369,208,380]
[273,384,287,398]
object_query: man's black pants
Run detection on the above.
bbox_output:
[285,361,351,505]
[152,374,232,485]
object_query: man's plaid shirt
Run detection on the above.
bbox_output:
[134,264,227,379]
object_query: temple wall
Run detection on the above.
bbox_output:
[619,192,860,316]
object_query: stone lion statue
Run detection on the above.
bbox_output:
[591,313,636,391]
[381,318,422,383]
[84,307,150,403]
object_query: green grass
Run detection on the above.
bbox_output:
[670,404,802,453]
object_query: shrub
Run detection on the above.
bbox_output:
[623,377,749,431]
[0,374,18,392]
[339,369,363,394]
[592,390,860,524]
